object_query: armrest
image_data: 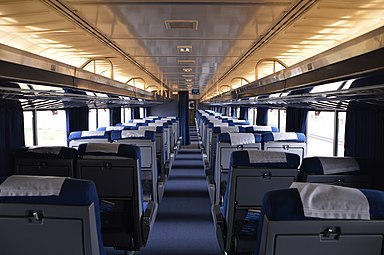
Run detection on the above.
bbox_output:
[141,201,158,245]
[212,204,226,253]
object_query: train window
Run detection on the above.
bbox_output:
[268,109,279,128]
[89,109,97,131]
[279,110,286,132]
[337,112,346,156]
[268,109,286,132]
[23,111,34,146]
[248,108,257,125]
[36,110,67,146]
[139,107,145,119]
[98,108,110,128]
[307,111,335,156]
[121,107,132,123]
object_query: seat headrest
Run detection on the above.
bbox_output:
[78,143,140,160]
[262,132,306,142]
[68,131,109,141]
[263,183,384,221]
[97,126,125,131]
[212,126,239,133]
[138,125,164,133]
[245,125,279,133]
[15,146,77,159]
[110,130,155,141]
[300,157,361,175]
[231,150,300,168]
[218,133,262,145]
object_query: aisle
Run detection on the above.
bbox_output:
[137,126,222,255]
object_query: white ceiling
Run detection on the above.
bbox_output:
[0,0,384,99]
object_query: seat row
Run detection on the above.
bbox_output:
[212,149,376,254]
[2,142,159,254]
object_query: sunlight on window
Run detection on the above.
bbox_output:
[307,111,334,157]
[37,110,67,146]
[23,111,34,146]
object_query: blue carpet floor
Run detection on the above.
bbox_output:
[137,147,222,255]
[107,127,222,255]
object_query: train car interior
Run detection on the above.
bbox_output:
[1,1,384,254]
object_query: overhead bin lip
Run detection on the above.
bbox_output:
[203,26,384,103]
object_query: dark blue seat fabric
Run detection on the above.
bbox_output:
[110,130,155,141]
[77,143,140,160]
[0,177,105,255]
[262,132,306,142]
[230,150,301,169]
[254,186,384,255]
[300,156,362,175]
[15,146,77,159]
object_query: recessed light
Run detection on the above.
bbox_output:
[177,45,192,54]
[182,68,193,73]
[185,79,193,82]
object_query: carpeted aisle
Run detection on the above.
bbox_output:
[136,126,222,255]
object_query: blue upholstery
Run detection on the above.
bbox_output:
[230,150,300,169]
[68,131,109,141]
[261,187,384,221]
[218,133,262,143]
[212,126,245,133]
[262,132,306,142]
[110,130,155,141]
[15,146,77,159]
[254,187,384,255]
[300,156,362,175]
[0,177,105,255]
[77,143,140,160]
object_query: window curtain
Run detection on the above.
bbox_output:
[285,89,311,134]
[231,107,236,117]
[256,107,268,125]
[239,106,248,120]
[64,89,89,143]
[131,107,140,119]
[344,74,384,189]
[285,107,308,133]
[108,95,121,126]
[109,107,121,126]
[178,91,190,145]
[0,83,25,176]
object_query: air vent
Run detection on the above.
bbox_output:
[178,59,196,65]
[165,20,198,30]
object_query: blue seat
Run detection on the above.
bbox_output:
[68,131,110,148]
[255,183,384,255]
[111,130,159,202]
[262,132,307,164]
[212,150,300,254]
[299,156,372,188]
[15,146,78,177]
[0,176,105,255]
[76,143,158,251]
[209,133,262,204]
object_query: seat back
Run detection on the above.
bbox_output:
[262,132,306,164]
[0,176,104,255]
[299,156,372,188]
[69,131,110,148]
[221,150,300,254]
[76,143,146,250]
[111,130,158,202]
[256,183,384,255]
[213,133,262,204]
[15,146,77,177]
